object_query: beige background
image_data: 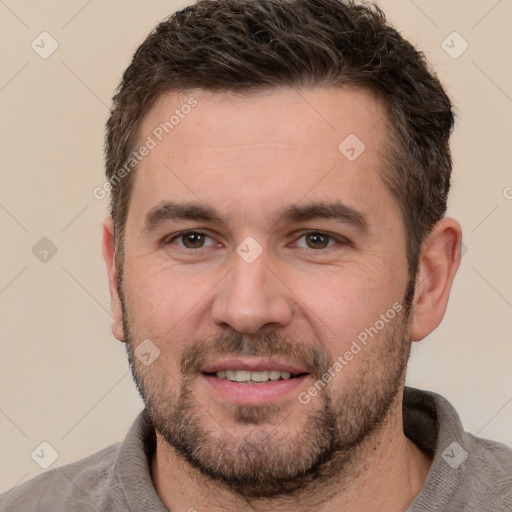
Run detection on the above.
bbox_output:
[1,0,511,491]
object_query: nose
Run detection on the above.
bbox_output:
[211,248,294,334]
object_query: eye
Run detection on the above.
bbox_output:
[164,230,348,251]
[293,231,346,250]
[165,231,218,249]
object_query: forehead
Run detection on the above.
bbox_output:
[127,86,398,232]
[140,86,387,150]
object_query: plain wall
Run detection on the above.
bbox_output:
[1,0,511,491]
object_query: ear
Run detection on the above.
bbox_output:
[410,217,462,341]
[102,217,126,342]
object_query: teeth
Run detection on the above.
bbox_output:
[214,369,294,383]
[235,370,251,382]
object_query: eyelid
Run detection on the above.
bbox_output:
[164,229,219,248]
[164,229,351,249]
[290,230,351,248]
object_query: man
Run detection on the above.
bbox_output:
[1,0,510,510]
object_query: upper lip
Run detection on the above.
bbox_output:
[201,357,309,375]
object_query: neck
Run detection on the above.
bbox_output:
[150,394,432,512]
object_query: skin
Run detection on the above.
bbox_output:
[102,86,462,511]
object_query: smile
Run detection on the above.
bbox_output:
[207,369,305,383]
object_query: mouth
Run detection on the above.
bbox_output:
[200,358,312,405]
[203,369,308,383]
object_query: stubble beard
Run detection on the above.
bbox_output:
[121,282,413,500]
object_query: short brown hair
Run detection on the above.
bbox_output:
[105,0,454,279]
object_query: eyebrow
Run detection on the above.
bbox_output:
[142,200,369,235]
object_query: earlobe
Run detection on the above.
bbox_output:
[102,218,126,342]
[410,217,462,341]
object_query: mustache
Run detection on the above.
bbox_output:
[181,331,333,380]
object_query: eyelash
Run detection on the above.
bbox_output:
[164,230,350,250]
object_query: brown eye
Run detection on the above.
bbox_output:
[304,232,332,249]
[181,232,206,248]
[167,231,217,249]
[293,231,341,250]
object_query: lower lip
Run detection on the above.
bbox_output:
[201,374,311,405]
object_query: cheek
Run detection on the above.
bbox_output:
[123,264,216,342]
[290,263,404,348]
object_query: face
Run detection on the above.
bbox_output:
[117,87,414,497]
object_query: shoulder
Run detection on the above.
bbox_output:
[0,442,121,512]
[471,432,512,469]
[460,433,512,510]
[404,387,512,511]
